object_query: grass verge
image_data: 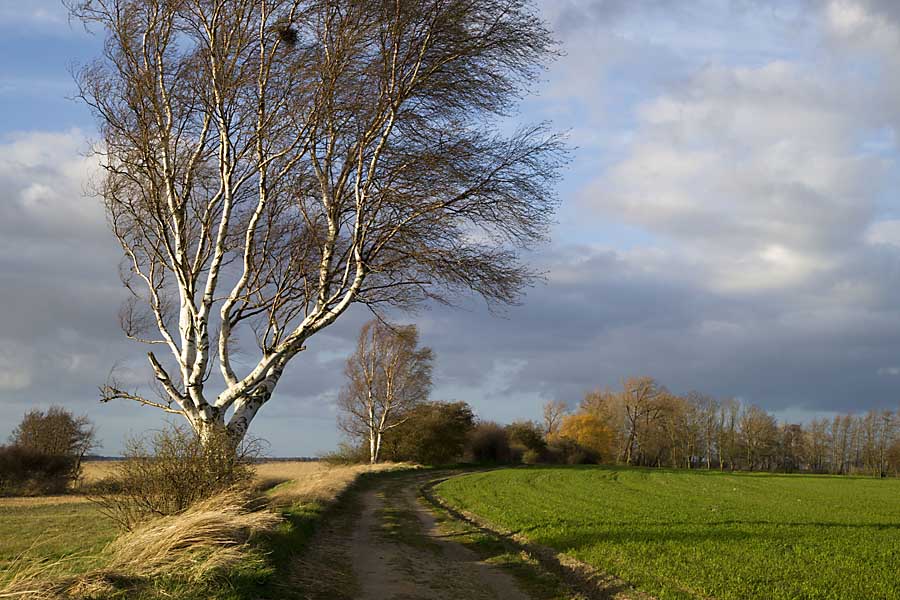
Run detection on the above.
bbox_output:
[1,461,411,600]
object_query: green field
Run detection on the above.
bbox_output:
[0,499,116,575]
[435,466,900,600]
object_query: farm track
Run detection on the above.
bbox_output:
[291,471,533,599]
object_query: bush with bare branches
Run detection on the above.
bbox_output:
[90,425,260,530]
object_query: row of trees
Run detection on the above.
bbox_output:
[334,323,900,475]
[563,377,900,476]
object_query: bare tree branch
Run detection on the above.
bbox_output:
[71,0,564,442]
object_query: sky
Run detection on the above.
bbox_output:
[4,0,900,455]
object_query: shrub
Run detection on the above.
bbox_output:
[466,421,513,463]
[521,448,542,465]
[0,407,98,495]
[506,420,547,454]
[320,442,369,465]
[12,406,97,452]
[380,401,475,465]
[545,437,598,465]
[0,445,77,495]
[90,424,259,530]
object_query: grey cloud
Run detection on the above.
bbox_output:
[411,242,900,420]
[6,0,900,457]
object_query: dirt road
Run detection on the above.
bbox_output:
[291,471,534,600]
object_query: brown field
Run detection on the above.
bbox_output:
[260,460,415,506]
[78,461,120,485]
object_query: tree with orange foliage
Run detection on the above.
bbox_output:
[557,413,613,462]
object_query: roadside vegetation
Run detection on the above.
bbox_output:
[436,466,900,600]
[0,427,408,600]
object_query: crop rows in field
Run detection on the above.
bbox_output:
[435,466,900,600]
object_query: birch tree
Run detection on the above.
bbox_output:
[541,399,567,436]
[337,320,432,463]
[620,376,664,465]
[70,0,564,441]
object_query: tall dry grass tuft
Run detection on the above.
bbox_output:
[105,488,279,582]
[0,489,280,599]
[0,555,87,600]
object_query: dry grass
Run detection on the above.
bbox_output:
[263,461,415,507]
[5,460,405,506]
[78,462,119,487]
[104,488,279,581]
[1,460,414,599]
[252,460,324,491]
[0,489,280,599]
[0,464,117,508]
[0,496,88,508]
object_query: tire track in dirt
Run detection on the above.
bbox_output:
[293,472,532,600]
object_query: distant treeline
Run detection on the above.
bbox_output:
[573,376,900,476]
[334,370,900,474]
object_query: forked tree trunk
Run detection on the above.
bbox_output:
[75,0,563,447]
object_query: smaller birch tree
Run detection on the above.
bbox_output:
[338,320,433,463]
[541,399,567,436]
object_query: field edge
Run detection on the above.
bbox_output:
[422,471,651,600]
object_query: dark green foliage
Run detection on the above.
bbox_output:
[506,421,546,454]
[0,407,97,495]
[381,401,475,465]
[0,446,78,495]
[544,438,598,465]
[466,421,514,463]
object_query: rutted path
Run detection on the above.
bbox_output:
[292,471,533,600]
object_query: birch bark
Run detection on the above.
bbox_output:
[72,0,564,443]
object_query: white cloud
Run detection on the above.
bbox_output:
[0,2,67,27]
[586,60,884,293]
[0,130,104,239]
[865,220,900,246]
[825,0,900,44]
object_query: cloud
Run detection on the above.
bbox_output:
[7,1,900,456]
[0,2,69,28]
[0,130,128,405]
[583,58,891,296]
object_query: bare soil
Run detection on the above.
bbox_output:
[292,472,533,600]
